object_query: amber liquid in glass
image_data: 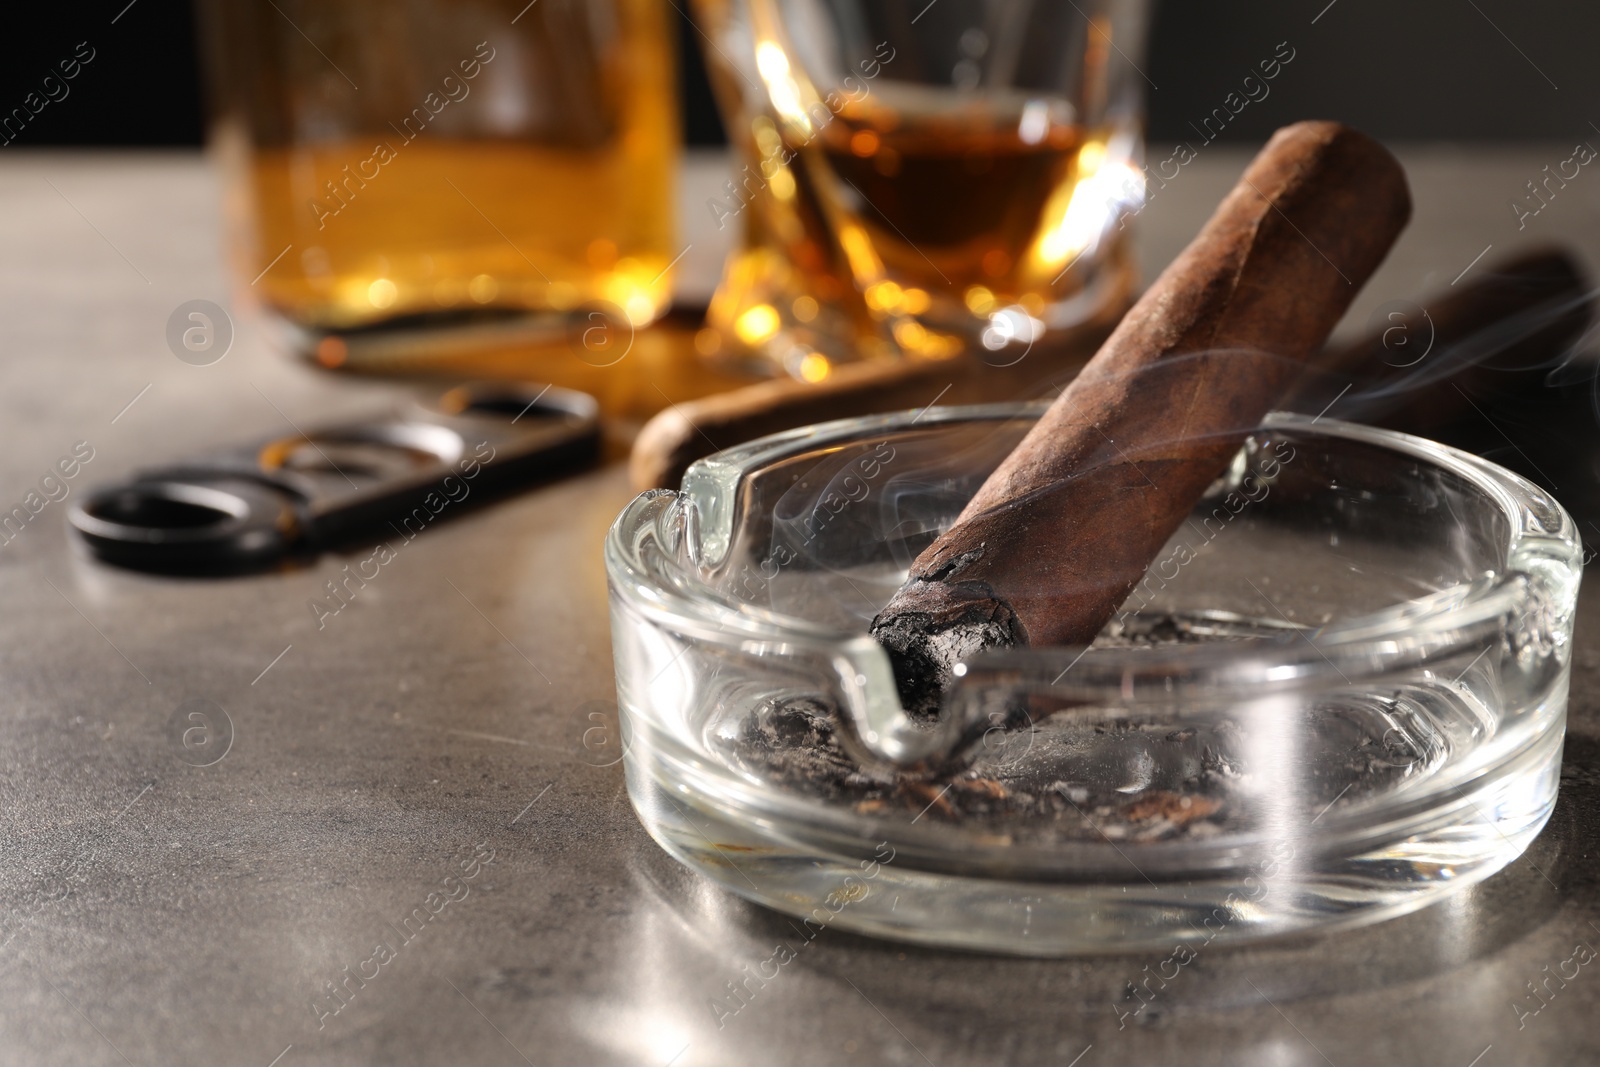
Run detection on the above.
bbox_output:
[826,124,1091,281]
[706,92,1132,371]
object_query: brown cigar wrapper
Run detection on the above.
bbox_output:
[628,287,1133,492]
[1290,244,1592,432]
[871,122,1412,709]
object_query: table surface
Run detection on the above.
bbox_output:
[3,146,1600,1067]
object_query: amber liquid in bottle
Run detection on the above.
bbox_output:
[209,0,677,335]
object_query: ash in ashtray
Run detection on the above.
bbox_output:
[715,613,1425,844]
[718,694,1240,846]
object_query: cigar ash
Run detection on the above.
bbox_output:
[869,571,1024,721]
[716,613,1428,846]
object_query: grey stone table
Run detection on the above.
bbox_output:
[2,147,1599,1067]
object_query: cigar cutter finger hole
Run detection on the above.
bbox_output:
[259,422,465,488]
[70,477,301,573]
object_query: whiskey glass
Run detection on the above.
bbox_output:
[691,0,1149,378]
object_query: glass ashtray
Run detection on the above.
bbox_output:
[604,404,1580,954]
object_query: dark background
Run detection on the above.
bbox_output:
[0,0,1591,148]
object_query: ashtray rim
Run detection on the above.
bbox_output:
[609,405,1578,753]
[636,404,1577,642]
[604,405,1579,858]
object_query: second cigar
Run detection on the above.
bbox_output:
[630,247,1591,492]
[871,121,1412,715]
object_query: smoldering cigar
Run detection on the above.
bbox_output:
[719,349,1319,724]
[866,233,1599,728]
[728,291,1599,759]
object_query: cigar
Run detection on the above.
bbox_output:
[627,310,1125,491]
[870,122,1412,714]
[632,358,954,491]
[1291,245,1593,433]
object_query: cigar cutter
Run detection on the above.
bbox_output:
[71,383,598,574]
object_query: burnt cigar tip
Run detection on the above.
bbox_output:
[871,587,1025,717]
